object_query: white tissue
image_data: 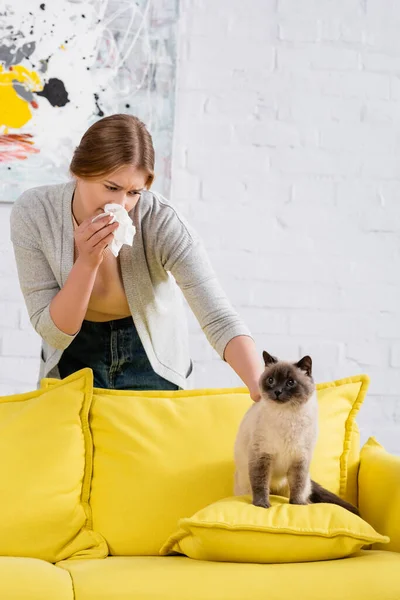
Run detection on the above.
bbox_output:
[91,203,136,257]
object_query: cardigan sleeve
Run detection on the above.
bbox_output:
[154,202,253,359]
[10,199,78,351]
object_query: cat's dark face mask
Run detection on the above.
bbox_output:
[259,351,315,406]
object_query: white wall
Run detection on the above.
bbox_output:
[1,0,400,454]
[171,0,400,454]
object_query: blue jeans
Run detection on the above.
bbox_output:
[58,316,179,391]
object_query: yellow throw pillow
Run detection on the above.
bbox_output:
[40,374,368,556]
[0,369,108,562]
[90,388,252,556]
[160,495,389,563]
[359,437,400,552]
[311,375,369,506]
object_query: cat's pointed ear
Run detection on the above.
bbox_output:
[296,355,312,377]
[263,351,278,367]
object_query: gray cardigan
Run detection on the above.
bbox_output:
[10,181,252,388]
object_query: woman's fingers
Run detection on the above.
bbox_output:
[94,230,116,252]
[87,221,119,248]
[78,214,114,237]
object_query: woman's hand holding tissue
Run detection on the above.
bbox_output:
[74,213,119,268]
[102,203,136,257]
[74,204,135,267]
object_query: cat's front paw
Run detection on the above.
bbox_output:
[289,498,309,506]
[252,496,271,509]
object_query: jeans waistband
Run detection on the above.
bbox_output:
[82,316,134,331]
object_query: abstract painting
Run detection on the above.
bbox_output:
[0,0,179,202]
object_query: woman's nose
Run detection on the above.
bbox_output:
[114,195,128,209]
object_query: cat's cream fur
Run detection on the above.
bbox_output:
[234,384,318,502]
[234,351,359,515]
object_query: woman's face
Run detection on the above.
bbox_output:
[75,164,149,216]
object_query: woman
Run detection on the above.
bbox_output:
[10,114,263,398]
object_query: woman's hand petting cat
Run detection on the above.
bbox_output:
[249,386,262,402]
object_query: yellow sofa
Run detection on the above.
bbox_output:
[0,368,399,600]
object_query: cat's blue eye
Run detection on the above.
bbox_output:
[268,377,274,385]
[287,379,295,387]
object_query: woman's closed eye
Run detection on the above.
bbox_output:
[104,185,142,196]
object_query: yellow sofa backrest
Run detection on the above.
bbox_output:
[41,374,368,556]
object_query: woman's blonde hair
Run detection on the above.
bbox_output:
[70,114,155,188]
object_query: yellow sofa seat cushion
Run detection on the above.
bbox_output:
[160,495,388,563]
[359,437,400,552]
[58,553,400,600]
[0,369,107,562]
[0,557,73,600]
[40,374,368,556]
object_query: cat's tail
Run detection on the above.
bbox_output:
[310,480,359,516]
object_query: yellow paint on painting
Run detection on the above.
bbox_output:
[0,65,43,129]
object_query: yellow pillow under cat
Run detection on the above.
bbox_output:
[0,369,107,562]
[40,372,368,556]
[160,495,388,563]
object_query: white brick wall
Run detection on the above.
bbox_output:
[1,0,400,455]
[171,0,400,455]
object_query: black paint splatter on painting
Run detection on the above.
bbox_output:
[36,78,69,107]
[40,3,45,10]
[94,93,104,117]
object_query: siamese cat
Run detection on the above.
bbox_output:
[234,351,359,515]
